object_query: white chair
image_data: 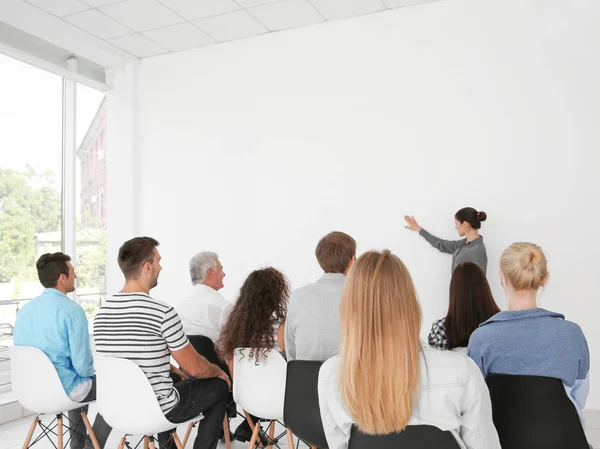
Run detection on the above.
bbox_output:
[9,346,101,449]
[233,348,294,448]
[96,357,206,449]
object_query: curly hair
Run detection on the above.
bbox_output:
[217,267,289,363]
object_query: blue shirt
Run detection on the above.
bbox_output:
[14,288,94,395]
[468,308,590,418]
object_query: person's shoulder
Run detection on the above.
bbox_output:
[319,355,340,384]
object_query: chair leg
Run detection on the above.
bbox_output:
[172,431,185,449]
[117,437,127,449]
[57,414,63,449]
[286,429,294,448]
[143,436,149,449]
[223,415,231,449]
[268,421,275,449]
[22,415,39,449]
[244,412,264,448]
[248,421,261,449]
[182,422,195,448]
[148,437,157,449]
[80,411,101,449]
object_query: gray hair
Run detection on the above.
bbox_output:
[189,251,219,285]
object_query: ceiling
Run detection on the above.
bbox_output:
[0,0,437,66]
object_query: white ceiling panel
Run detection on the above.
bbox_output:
[25,0,91,16]
[194,10,268,42]
[81,0,125,6]
[159,0,240,20]
[234,0,281,8]
[109,33,168,57]
[143,22,215,51]
[382,0,436,8]
[310,0,386,20]
[100,0,184,31]
[65,9,132,39]
[2,0,439,67]
[248,0,325,31]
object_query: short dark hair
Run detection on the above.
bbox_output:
[455,207,487,230]
[445,262,500,349]
[36,253,71,288]
[315,231,356,273]
[118,237,160,279]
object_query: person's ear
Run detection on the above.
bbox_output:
[541,272,550,288]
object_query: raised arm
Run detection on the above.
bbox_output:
[404,215,463,254]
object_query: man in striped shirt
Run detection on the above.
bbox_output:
[94,237,230,449]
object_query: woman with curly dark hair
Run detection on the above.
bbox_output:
[217,266,289,362]
[216,267,290,444]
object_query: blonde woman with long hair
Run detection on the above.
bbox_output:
[468,242,590,420]
[318,250,500,449]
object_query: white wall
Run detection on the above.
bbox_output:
[113,0,600,405]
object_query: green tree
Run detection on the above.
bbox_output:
[0,166,61,283]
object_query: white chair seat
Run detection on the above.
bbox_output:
[95,357,200,436]
[10,346,92,414]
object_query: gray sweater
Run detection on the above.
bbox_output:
[419,229,487,273]
[284,273,345,361]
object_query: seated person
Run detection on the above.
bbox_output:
[217,267,290,442]
[285,231,356,361]
[428,262,500,351]
[178,251,232,343]
[318,250,501,449]
[94,237,230,449]
[468,242,590,420]
[14,253,111,449]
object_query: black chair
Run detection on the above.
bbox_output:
[187,334,235,418]
[348,424,460,449]
[187,334,230,375]
[486,374,589,449]
[284,360,329,449]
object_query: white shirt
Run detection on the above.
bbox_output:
[177,284,233,343]
[318,346,501,449]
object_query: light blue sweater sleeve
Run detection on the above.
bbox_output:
[66,307,94,379]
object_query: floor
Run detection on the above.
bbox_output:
[2,402,600,448]
[0,403,308,449]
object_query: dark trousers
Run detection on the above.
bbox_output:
[66,377,113,449]
[158,376,229,449]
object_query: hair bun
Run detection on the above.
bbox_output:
[477,211,487,222]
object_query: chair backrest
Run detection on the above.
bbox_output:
[95,357,174,436]
[284,360,328,448]
[348,425,460,449]
[9,346,82,413]
[187,334,230,375]
[486,374,589,449]
[233,348,287,420]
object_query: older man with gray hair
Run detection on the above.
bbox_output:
[177,251,232,343]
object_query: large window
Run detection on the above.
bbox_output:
[0,53,106,391]
[76,84,107,317]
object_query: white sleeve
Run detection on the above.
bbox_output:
[318,358,352,449]
[459,358,502,449]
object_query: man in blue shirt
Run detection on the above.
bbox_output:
[14,252,111,449]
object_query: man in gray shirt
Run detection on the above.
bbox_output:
[285,231,356,361]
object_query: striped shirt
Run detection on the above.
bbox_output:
[93,293,189,414]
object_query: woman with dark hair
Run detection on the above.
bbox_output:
[428,262,500,351]
[216,267,290,443]
[404,207,488,273]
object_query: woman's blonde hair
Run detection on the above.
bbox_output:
[339,250,422,434]
[500,242,548,290]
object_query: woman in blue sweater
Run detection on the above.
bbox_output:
[468,242,590,420]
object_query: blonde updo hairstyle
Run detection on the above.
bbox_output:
[500,242,548,291]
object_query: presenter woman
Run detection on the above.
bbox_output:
[404,207,488,273]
